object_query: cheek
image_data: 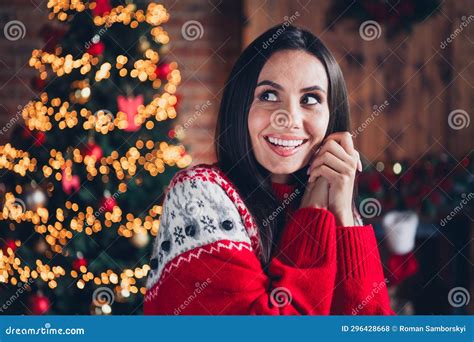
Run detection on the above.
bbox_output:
[248,108,269,142]
[307,108,330,140]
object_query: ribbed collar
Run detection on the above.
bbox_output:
[271,181,298,203]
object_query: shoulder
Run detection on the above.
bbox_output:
[167,163,232,192]
[167,163,261,249]
[146,163,260,290]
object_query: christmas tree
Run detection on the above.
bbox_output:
[0,0,191,314]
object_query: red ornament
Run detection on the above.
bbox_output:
[101,196,117,212]
[87,41,105,56]
[368,175,382,193]
[154,63,171,79]
[28,293,50,315]
[168,129,175,139]
[39,25,65,53]
[386,251,419,286]
[33,131,46,146]
[32,77,46,91]
[92,0,112,16]
[61,168,80,195]
[429,192,442,205]
[21,127,32,139]
[21,128,45,146]
[72,257,88,271]
[117,95,144,132]
[83,141,103,161]
[2,239,17,254]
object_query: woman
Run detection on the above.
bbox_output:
[144,25,394,315]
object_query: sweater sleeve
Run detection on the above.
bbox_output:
[330,224,395,315]
[143,170,337,315]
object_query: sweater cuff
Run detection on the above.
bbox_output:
[335,224,385,280]
[275,207,336,268]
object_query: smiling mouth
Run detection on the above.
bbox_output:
[263,135,310,157]
[264,135,309,148]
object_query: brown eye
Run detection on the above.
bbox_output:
[259,90,278,102]
[301,94,320,105]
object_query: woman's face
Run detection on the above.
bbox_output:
[248,50,330,183]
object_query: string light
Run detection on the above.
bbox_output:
[0,246,150,296]
[1,142,191,181]
[0,0,186,309]
[22,68,181,134]
[0,144,37,176]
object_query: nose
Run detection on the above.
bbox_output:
[288,101,303,129]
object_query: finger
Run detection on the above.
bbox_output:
[308,164,340,183]
[325,132,355,154]
[355,151,362,172]
[319,140,352,164]
[325,132,361,171]
[308,141,354,174]
[309,151,351,176]
[319,139,361,173]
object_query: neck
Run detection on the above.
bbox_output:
[271,173,292,184]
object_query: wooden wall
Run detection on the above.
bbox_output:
[242,0,473,164]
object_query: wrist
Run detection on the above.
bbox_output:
[332,208,354,226]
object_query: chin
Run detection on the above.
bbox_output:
[263,159,306,175]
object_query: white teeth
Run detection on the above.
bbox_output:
[267,136,305,147]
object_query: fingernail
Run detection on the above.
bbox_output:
[306,167,310,175]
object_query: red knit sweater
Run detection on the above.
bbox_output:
[144,164,394,315]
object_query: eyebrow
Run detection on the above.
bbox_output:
[256,80,326,94]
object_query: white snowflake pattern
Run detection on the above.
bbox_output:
[200,215,216,233]
[173,226,186,245]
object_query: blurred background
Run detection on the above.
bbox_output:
[0,0,472,315]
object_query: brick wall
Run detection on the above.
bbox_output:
[0,0,243,165]
[160,0,242,165]
[0,0,50,142]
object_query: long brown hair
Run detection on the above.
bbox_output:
[215,25,351,265]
